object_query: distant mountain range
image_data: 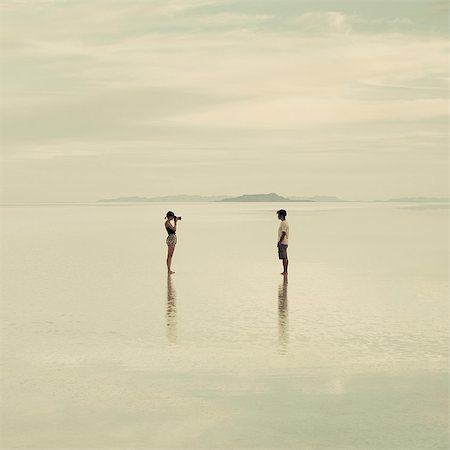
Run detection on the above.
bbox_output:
[99,193,326,203]
[98,193,449,203]
[384,197,449,203]
[98,195,227,203]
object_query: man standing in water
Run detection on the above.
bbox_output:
[277,209,289,275]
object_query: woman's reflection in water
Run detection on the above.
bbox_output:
[166,274,177,343]
[278,275,289,353]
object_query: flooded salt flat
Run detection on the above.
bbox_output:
[0,202,448,449]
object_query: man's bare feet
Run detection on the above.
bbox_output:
[280,272,288,275]
[168,271,175,274]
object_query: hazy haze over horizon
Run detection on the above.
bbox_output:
[1,0,448,202]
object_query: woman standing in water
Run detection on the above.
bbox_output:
[164,211,179,274]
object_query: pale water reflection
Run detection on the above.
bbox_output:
[278,275,289,353]
[166,274,177,344]
[0,202,448,449]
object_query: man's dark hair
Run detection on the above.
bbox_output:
[277,209,287,217]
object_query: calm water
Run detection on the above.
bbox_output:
[0,202,448,449]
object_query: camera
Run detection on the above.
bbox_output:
[166,211,181,221]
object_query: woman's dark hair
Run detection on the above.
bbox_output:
[277,209,287,217]
[166,211,175,219]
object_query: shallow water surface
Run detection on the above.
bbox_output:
[1,202,448,448]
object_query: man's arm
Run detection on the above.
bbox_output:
[278,231,286,246]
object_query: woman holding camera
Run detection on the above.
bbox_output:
[164,211,179,274]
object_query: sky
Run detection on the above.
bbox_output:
[1,0,448,202]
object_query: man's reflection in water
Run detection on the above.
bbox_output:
[278,275,289,353]
[166,274,177,343]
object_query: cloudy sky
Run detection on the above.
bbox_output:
[1,0,448,202]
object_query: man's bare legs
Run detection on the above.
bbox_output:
[167,245,176,274]
[281,256,288,275]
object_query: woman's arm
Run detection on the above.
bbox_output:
[165,219,177,231]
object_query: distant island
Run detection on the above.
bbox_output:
[220,193,313,202]
[290,195,344,202]
[98,194,449,203]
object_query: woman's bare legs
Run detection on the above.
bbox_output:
[167,245,176,274]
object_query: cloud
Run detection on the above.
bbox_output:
[389,17,414,26]
[21,29,445,94]
[291,11,417,35]
[149,97,447,130]
[361,80,447,92]
[0,0,231,53]
[188,12,273,28]
[292,11,355,33]
[432,0,449,12]
[151,0,230,16]
[2,24,447,142]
